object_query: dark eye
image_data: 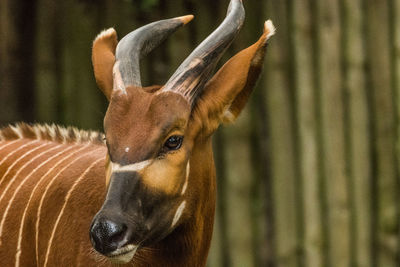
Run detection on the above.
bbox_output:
[163,135,183,151]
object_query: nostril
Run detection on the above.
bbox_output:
[108,221,127,244]
[90,218,128,255]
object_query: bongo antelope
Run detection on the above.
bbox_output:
[0,0,274,265]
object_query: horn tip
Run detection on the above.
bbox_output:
[177,15,194,25]
[263,20,276,39]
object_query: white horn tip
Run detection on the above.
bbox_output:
[264,20,276,39]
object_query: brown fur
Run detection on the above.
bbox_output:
[0,137,107,266]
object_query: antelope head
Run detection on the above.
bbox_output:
[89,0,274,264]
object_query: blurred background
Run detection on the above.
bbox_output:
[0,0,399,266]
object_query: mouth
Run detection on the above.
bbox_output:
[107,244,139,264]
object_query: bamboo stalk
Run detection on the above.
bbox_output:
[340,0,372,266]
[364,0,398,265]
[311,0,351,265]
[388,0,400,264]
[289,0,322,266]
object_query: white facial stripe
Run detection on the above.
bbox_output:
[111,160,152,173]
[181,162,190,195]
[171,201,186,228]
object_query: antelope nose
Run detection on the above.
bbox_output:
[90,218,128,255]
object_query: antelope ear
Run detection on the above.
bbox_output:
[194,20,275,132]
[92,28,118,100]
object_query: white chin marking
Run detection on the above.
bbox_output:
[108,244,138,264]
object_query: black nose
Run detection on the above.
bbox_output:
[90,218,128,255]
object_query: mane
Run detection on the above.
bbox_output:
[0,122,105,145]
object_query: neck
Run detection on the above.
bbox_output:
[134,138,216,267]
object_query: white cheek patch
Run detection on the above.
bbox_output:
[111,160,152,173]
[181,162,190,195]
[171,201,186,228]
[222,109,235,123]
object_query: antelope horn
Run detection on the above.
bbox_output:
[115,15,194,88]
[162,0,245,104]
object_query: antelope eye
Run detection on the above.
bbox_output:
[164,135,183,151]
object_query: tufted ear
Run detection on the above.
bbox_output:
[193,20,275,133]
[92,28,118,100]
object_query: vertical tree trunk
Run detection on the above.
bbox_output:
[313,0,351,266]
[340,0,372,266]
[0,0,38,125]
[364,0,398,266]
[289,0,322,266]
[388,0,400,264]
[35,0,64,124]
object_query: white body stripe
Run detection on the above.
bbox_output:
[0,144,61,245]
[0,142,48,205]
[0,140,38,175]
[14,144,78,266]
[111,160,151,173]
[0,139,21,153]
[35,147,100,264]
[171,201,186,228]
[43,157,103,267]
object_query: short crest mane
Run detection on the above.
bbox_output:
[0,122,105,145]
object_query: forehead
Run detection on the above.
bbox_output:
[104,87,190,163]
